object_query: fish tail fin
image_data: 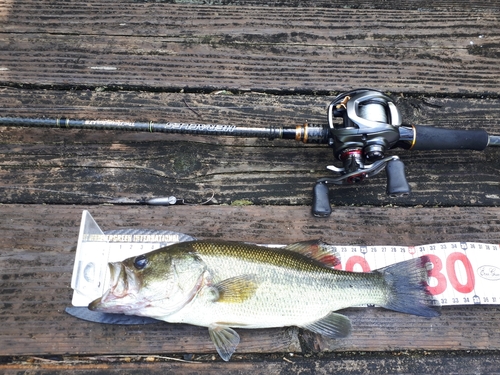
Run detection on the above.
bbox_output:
[379,256,441,317]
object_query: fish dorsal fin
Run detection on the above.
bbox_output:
[208,324,240,361]
[300,311,352,339]
[208,275,259,303]
[284,240,341,268]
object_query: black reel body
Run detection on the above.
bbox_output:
[329,89,401,163]
[312,89,410,217]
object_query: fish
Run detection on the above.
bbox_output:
[89,240,440,361]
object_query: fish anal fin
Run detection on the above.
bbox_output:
[210,275,259,303]
[301,312,352,339]
[208,324,240,361]
[284,240,341,268]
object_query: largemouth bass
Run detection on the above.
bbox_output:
[89,240,439,360]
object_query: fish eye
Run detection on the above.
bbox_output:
[133,255,148,270]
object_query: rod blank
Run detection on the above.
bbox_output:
[0,116,290,139]
[0,116,498,147]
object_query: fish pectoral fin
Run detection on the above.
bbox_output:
[300,312,352,339]
[284,240,341,269]
[209,275,259,303]
[208,324,240,362]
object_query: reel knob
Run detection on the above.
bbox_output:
[385,158,411,197]
[311,182,332,218]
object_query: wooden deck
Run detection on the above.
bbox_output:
[1,0,500,373]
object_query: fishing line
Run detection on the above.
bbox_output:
[0,104,328,112]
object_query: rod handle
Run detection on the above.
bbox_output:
[411,125,489,151]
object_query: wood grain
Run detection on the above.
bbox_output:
[0,1,499,94]
[3,351,500,375]
[1,89,499,207]
[1,205,500,358]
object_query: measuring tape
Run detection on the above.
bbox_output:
[71,210,500,308]
[329,242,500,307]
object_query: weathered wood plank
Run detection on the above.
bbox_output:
[0,1,498,94]
[3,205,500,248]
[1,89,499,206]
[0,141,497,207]
[2,0,500,12]
[3,4,498,48]
[1,205,500,358]
[2,351,500,375]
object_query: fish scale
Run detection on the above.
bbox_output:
[160,241,398,328]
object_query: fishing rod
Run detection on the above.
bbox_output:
[1,89,499,217]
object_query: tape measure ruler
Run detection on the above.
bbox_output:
[71,210,500,309]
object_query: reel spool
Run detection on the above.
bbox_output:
[312,89,410,217]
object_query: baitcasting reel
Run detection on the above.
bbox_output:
[312,88,494,217]
[313,89,418,217]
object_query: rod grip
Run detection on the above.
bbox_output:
[412,125,489,151]
[312,182,332,218]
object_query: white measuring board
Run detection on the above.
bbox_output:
[71,210,500,308]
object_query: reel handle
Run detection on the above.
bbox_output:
[312,157,410,218]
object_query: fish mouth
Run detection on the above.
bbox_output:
[88,262,129,311]
[88,296,104,311]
